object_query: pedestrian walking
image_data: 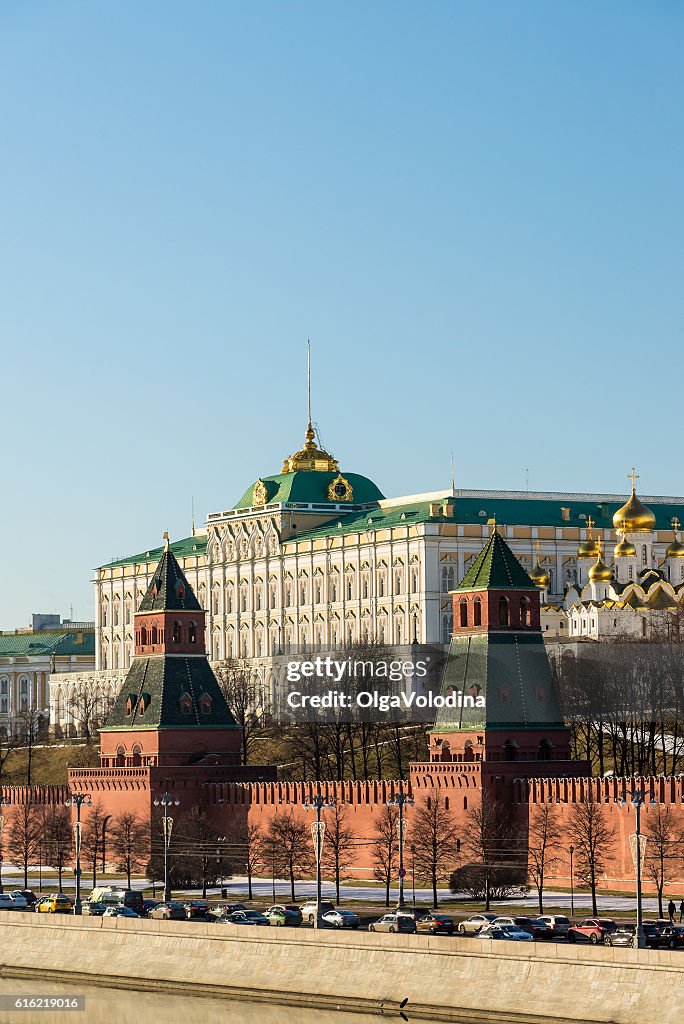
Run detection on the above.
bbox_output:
[679,899,684,924]
[668,899,676,924]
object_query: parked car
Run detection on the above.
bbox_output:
[0,894,21,911]
[491,917,553,940]
[415,913,455,936]
[477,924,534,942]
[12,890,36,909]
[369,914,416,934]
[321,909,360,929]
[537,915,572,938]
[263,905,302,927]
[147,901,187,921]
[103,906,140,918]
[208,902,247,920]
[456,913,499,935]
[299,900,336,925]
[218,912,257,926]
[567,919,618,944]
[657,924,684,949]
[184,900,210,920]
[141,900,160,918]
[35,894,72,914]
[6,893,28,910]
[82,901,107,917]
[230,909,270,926]
[89,887,145,916]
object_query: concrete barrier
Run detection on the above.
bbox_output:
[0,915,681,1023]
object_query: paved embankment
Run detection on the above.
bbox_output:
[0,915,681,1024]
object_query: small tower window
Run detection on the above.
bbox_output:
[125,693,137,716]
[198,692,212,715]
[172,621,182,644]
[178,691,193,715]
[132,745,142,767]
[498,597,509,626]
[499,684,510,704]
[473,597,482,626]
[115,746,125,767]
[188,622,198,644]
[151,624,158,645]
[459,599,468,627]
[520,596,529,627]
[140,625,148,646]
[175,580,185,600]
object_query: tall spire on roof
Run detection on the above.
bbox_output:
[281,341,339,474]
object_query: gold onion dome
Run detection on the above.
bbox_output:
[577,516,600,559]
[589,542,613,582]
[666,519,684,558]
[612,470,656,533]
[614,534,637,559]
[529,558,551,590]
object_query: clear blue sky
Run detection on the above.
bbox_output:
[1,2,682,629]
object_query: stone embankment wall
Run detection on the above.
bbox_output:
[0,915,681,1024]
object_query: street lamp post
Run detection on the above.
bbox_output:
[304,794,335,929]
[216,836,226,897]
[387,791,414,909]
[619,787,656,950]
[569,845,574,918]
[153,792,180,902]
[410,843,416,909]
[0,795,9,895]
[65,791,92,915]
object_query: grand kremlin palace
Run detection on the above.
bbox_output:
[50,419,684,731]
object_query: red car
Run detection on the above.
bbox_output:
[567,919,618,944]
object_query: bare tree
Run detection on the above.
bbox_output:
[411,794,461,909]
[460,793,524,911]
[17,709,49,786]
[110,812,148,887]
[224,820,264,902]
[215,661,261,765]
[321,803,357,904]
[184,806,220,897]
[81,800,108,887]
[644,804,683,919]
[567,793,616,916]
[0,728,18,788]
[527,803,563,914]
[67,679,114,743]
[6,803,40,889]
[372,805,400,908]
[42,806,73,891]
[263,811,313,902]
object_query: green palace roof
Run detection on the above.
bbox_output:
[0,631,95,658]
[457,530,537,592]
[102,535,207,569]
[234,471,385,510]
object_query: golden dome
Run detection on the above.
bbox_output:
[577,515,600,559]
[588,541,613,582]
[614,533,637,559]
[529,558,551,590]
[666,518,684,558]
[612,469,655,533]
[281,421,340,474]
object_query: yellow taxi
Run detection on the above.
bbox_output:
[35,893,73,914]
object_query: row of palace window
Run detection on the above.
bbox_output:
[0,677,32,714]
[214,617,411,660]
[211,571,420,616]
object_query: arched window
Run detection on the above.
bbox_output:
[131,745,142,767]
[460,599,468,628]
[150,624,158,645]
[503,739,518,761]
[538,739,553,761]
[464,739,474,762]
[140,625,148,646]
[172,621,182,644]
[520,596,529,627]
[498,597,509,626]
[116,746,125,767]
[642,545,648,566]
[473,598,482,626]
[188,622,198,644]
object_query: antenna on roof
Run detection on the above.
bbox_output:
[307,338,312,426]
[451,451,455,495]
[191,497,196,538]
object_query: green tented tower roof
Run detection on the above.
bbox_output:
[457,529,538,592]
[138,546,203,612]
